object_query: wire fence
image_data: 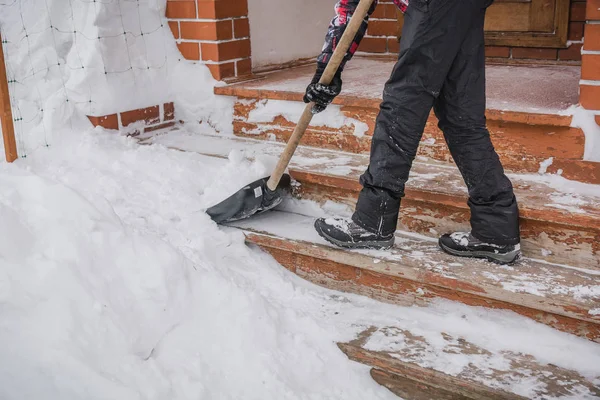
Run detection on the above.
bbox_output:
[0,0,175,158]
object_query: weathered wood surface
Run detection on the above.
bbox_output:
[339,327,600,399]
[224,210,600,341]
[142,132,600,269]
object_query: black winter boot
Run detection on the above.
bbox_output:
[314,217,394,250]
[439,232,521,264]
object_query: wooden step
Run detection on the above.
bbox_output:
[142,131,600,270]
[337,327,600,399]
[214,58,600,185]
[227,210,600,343]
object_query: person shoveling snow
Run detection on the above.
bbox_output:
[206,0,520,265]
[306,0,521,264]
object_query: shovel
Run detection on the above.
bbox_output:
[207,0,375,224]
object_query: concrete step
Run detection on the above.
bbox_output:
[214,58,600,185]
[338,327,600,399]
[227,210,600,343]
[142,131,600,270]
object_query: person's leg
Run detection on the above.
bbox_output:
[351,0,487,237]
[433,4,520,262]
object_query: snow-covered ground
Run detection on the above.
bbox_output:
[1,128,600,399]
[1,0,600,398]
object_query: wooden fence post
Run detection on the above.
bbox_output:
[0,31,17,162]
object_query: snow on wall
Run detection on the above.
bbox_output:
[247,0,337,69]
[0,0,233,157]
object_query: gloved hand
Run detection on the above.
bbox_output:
[303,62,342,114]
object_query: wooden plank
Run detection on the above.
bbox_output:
[237,223,600,342]
[340,343,527,400]
[0,31,17,162]
[371,368,476,400]
[339,328,600,399]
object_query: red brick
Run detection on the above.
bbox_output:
[358,37,387,53]
[570,1,587,21]
[568,21,584,41]
[180,20,232,41]
[197,0,248,19]
[485,46,510,58]
[587,0,600,20]
[233,18,250,38]
[371,4,386,18]
[168,21,179,39]
[367,20,399,37]
[371,3,396,18]
[206,62,236,80]
[387,37,399,53]
[201,39,251,62]
[164,102,175,121]
[236,58,252,76]
[596,115,600,125]
[582,54,600,80]
[559,42,582,61]
[512,47,558,60]
[584,24,600,51]
[88,114,118,130]
[177,42,200,60]
[121,105,160,127]
[166,1,196,19]
[580,84,600,110]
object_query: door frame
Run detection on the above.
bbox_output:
[395,0,570,48]
[484,0,571,47]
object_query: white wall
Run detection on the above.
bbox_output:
[248,0,338,69]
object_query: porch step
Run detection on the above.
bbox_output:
[337,327,600,399]
[214,58,600,185]
[228,210,600,343]
[143,131,600,270]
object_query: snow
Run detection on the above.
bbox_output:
[0,0,234,157]
[2,130,600,399]
[571,106,600,162]
[1,0,600,398]
[538,157,553,174]
[247,99,369,137]
[0,131,402,400]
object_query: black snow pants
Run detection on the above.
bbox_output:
[352,0,520,245]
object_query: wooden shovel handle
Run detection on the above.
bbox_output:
[266,0,375,191]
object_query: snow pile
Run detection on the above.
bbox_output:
[0,0,233,157]
[0,132,397,400]
[1,130,600,399]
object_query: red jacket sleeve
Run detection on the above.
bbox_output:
[316,0,378,70]
[316,0,408,70]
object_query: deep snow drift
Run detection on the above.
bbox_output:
[1,129,600,399]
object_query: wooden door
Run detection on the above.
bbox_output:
[485,0,570,47]
[396,0,570,48]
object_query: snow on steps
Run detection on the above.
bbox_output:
[227,210,600,343]
[214,58,600,185]
[142,131,600,270]
[338,327,600,399]
[140,131,600,398]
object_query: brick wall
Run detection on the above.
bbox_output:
[166,0,252,80]
[88,103,176,134]
[358,0,586,63]
[581,0,600,114]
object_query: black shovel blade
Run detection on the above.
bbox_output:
[206,174,291,224]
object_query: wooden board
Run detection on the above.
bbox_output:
[0,31,17,162]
